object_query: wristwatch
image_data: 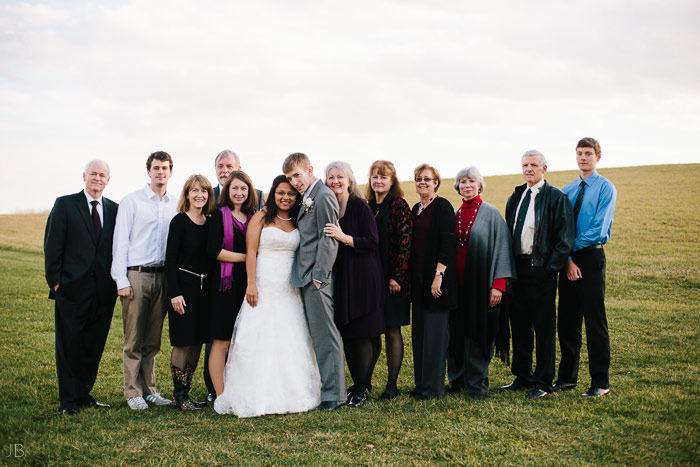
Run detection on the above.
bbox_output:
[435,270,444,277]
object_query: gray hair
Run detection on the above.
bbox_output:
[325,161,362,198]
[453,166,485,195]
[214,150,241,168]
[521,149,547,166]
[84,160,110,176]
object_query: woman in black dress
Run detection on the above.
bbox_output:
[366,160,412,400]
[207,171,257,398]
[166,174,215,411]
[410,163,457,400]
[323,161,385,408]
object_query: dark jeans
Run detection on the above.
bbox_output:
[557,247,610,389]
[510,257,558,391]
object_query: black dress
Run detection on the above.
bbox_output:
[207,208,247,341]
[333,196,385,338]
[165,213,210,346]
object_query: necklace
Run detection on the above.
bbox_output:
[456,199,482,247]
[417,196,435,215]
[276,214,292,221]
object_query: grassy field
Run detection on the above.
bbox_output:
[0,163,698,465]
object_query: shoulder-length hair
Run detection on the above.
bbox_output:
[216,171,257,214]
[263,175,301,226]
[325,161,362,199]
[365,160,404,201]
[178,174,215,214]
[453,166,485,195]
[414,163,441,191]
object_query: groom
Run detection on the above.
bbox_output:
[283,152,346,410]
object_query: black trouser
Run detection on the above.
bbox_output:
[203,341,215,395]
[448,334,495,397]
[557,247,610,389]
[411,273,450,399]
[55,283,115,411]
[510,257,557,391]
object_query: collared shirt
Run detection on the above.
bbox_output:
[302,178,321,202]
[83,189,104,227]
[562,171,617,252]
[515,179,545,255]
[111,184,177,289]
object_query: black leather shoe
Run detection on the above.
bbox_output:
[82,394,110,408]
[552,381,577,392]
[447,383,464,393]
[315,401,343,411]
[61,408,78,416]
[347,392,368,408]
[500,380,527,391]
[379,388,399,400]
[408,389,422,399]
[207,393,215,403]
[467,392,487,400]
[526,388,549,399]
[581,387,610,398]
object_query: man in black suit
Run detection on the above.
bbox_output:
[44,160,118,415]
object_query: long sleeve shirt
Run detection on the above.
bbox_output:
[562,171,617,252]
[111,184,177,290]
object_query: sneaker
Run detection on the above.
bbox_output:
[127,396,148,410]
[145,393,173,406]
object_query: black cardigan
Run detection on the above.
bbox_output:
[411,196,457,312]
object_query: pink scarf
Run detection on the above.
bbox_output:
[219,206,254,291]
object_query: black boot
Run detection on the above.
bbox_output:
[171,365,197,412]
[185,363,207,408]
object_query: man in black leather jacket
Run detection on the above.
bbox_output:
[501,150,574,399]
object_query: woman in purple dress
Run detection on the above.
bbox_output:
[323,161,385,408]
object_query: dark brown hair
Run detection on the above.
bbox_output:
[216,171,257,214]
[146,151,173,170]
[263,175,300,226]
[577,137,601,156]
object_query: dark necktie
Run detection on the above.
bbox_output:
[573,180,586,223]
[512,188,531,255]
[91,200,102,239]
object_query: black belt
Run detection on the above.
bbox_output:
[576,244,603,252]
[127,266,165,273]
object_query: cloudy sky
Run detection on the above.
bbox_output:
[1,0,699,213]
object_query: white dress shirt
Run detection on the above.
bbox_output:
[515,179,545,255]
[302,178,321,201]
[111,184,177,290]
[83,189,104,227]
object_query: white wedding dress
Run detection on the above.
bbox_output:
[214,227,321,417]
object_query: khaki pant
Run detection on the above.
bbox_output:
[121,270,167,398]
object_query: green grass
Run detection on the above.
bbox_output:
[0,164,698,465]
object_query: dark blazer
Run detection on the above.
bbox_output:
[505,181,575,272]
[411,196,457,312]
[44,191,118,300]
[215,185,265,211]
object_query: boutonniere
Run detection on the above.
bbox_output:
[303,198,314,214]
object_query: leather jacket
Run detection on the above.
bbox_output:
[505,181,575,272]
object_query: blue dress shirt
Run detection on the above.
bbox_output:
[562,171,617,252]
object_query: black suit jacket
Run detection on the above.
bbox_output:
[214,185,265,210]
[44,191,118,300]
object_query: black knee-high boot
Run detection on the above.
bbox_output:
[171,365,196,412]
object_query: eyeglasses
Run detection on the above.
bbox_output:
[414,177,434,183]
[275,191,297,197]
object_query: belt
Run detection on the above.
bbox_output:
[576,244,603,252]
[179,267,208,290]
[127,266,165,273]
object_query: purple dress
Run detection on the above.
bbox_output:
[333,196,386,338]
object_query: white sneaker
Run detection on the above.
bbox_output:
[127,396,148,410]
[145,393,172,406]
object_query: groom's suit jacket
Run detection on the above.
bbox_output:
[292,181,339,287]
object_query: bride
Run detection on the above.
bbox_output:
[214,175,321,417]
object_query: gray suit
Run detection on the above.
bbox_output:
[293,180,345,402]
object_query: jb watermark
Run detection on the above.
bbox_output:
[3,444,24,458]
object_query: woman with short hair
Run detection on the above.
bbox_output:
[447,166,514,399]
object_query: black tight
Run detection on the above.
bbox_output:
[384,327,404,391]
[171,345,202,370]
[344,336,381,395]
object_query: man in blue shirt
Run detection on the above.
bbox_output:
[554,137,617,397]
